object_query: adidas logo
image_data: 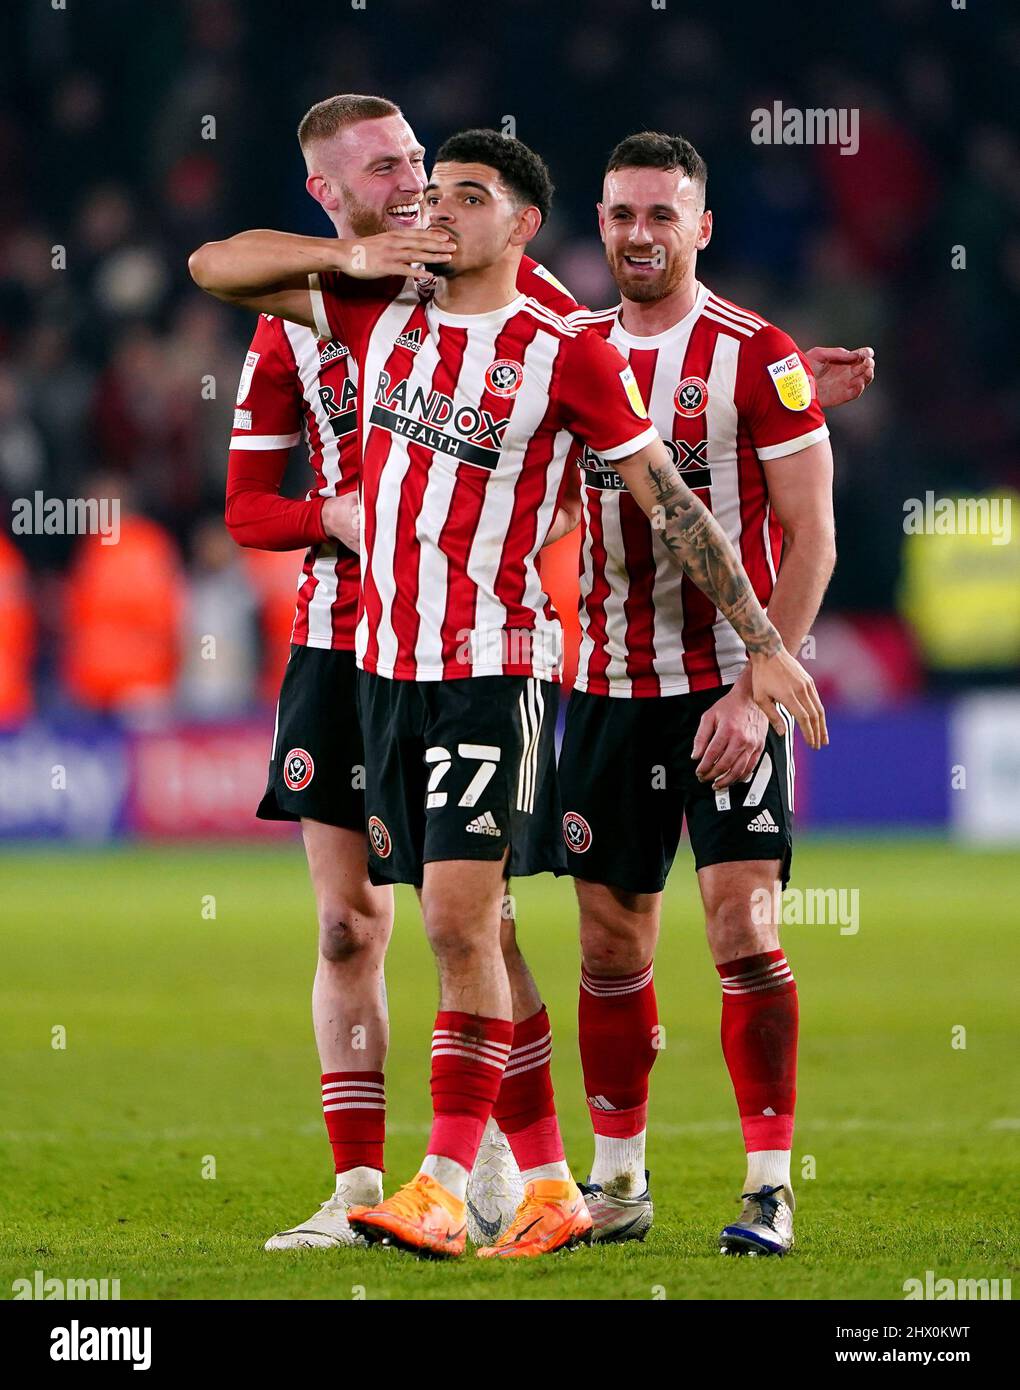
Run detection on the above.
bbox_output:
[465,811,501,836]
[587,1095,617,1112]
[318,340,349,365]
[748,809,780,833]
[394,327,423,354]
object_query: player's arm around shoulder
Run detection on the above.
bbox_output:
[805,344,875,408]
[187,227,456,326]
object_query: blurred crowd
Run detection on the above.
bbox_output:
[1,0,1017,723]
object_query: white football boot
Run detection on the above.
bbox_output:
[579,1172,654,1243]
[719,1183,794,1256]
[466,1118,525,1245]
[264,1171,381,1250]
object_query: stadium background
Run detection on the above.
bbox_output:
[2,0,1018,1301]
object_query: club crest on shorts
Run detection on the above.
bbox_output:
[674,376,708,417]
[368,815,392,858]
[283,748,314,792]
[485,359,524,397]
[562,811,593,854]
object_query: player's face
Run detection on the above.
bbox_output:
[315,115,427,236]
[598,167,712,303]
[422,162,535,277]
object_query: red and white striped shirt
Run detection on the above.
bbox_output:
[568,283,829,697]
[227,313,361,649]
[224,258,577,656]
[312,271,654,682]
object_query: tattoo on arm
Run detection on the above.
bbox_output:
[645,462,781,656]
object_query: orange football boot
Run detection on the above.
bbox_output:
[476,1178,593,1258]
[348,1173,467,1258]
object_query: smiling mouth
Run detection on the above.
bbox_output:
[622,254,660,270]
[386,201,422,225]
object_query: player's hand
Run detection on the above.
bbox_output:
[321,493,360,552]
[748,647,828,750]
[806,345,875,409]
[336,229,454,283]
[691,669,768,790]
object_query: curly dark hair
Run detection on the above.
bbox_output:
[605,131,708,193]
[433,129,554,224]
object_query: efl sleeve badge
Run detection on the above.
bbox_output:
[236,350,260,405]
[766,354,812,412]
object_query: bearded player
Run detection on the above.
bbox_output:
[210,96,580,1251]
[559,131,873,1255]
[193,126,826,1258]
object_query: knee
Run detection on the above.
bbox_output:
[703,886,776,959]
[580,906,654,976]
[317,900,391,967]
[422,908,490,965]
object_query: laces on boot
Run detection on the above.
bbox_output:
[739,1183,785,1231]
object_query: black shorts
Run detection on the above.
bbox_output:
[257,645,365,832]
[557,684,794,894]
[356,671,566,888]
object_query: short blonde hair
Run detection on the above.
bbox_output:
[297,94,401,156]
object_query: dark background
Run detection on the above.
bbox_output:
[1,0,1017,717]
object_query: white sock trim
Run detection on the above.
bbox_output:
[421,1153,469,1202]
[744,1149,793,1207]
[520,1161,571,1184]
[590,1130,647,1196]
[335,1165,383,1205]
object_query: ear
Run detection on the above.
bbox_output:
[696,208,713,252]
[510,204,543,247]
[596,201,607,244]
[306,172,341,214]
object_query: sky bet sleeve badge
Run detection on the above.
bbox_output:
[767,354,812,411]
[620,364,649,418]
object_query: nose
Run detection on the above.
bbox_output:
[628,217,653,245]
[395,156,425,194]
[429,199,455,226]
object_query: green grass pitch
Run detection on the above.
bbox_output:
[2,838,1017,1300]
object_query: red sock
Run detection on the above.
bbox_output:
[717,950,798,1152]
[321,1071,385,1173]
[492,1005,565,1170]
[579,961,658,1139]
[428,1011,513,1170]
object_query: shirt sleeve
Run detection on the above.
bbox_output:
[737,323,830,461]
[225,315,326,550]
[556,329,659,461]
[310,269,405,358]
[517,255,583,314]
